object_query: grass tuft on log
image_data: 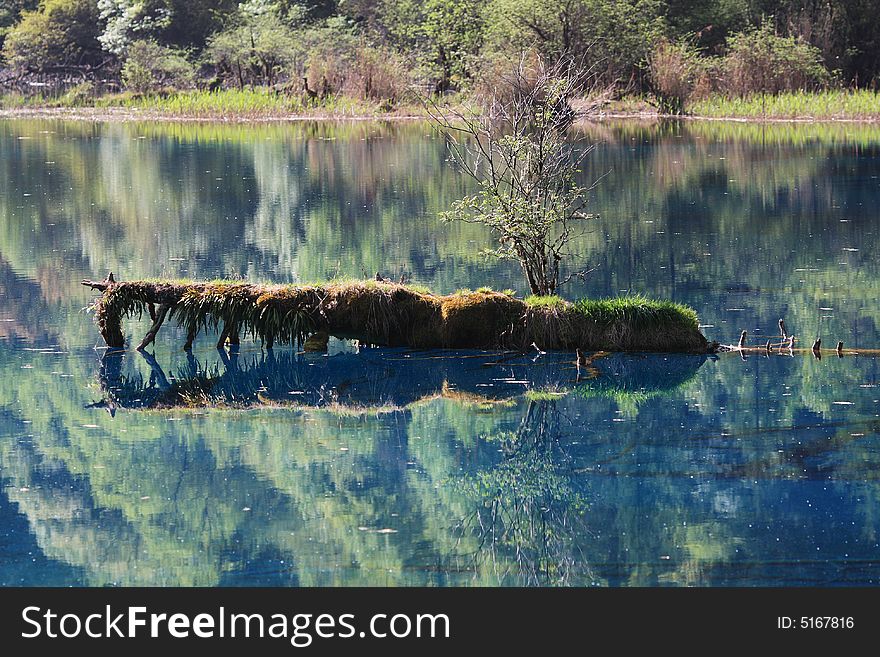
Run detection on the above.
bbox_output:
[83,276,707,354]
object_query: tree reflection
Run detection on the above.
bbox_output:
[456,399,595,586]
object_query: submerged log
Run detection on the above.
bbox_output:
[81,277,710,354]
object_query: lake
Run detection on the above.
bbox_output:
[1,118,879,586]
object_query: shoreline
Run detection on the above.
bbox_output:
[3,105,880,125]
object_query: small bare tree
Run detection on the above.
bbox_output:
[427,54,602,296]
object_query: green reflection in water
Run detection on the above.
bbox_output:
[3,118,880,586]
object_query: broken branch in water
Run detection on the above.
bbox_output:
[715,319,860,357]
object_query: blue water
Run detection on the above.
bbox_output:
[1,118,879,586]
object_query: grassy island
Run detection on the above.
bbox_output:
[82,276,708,354]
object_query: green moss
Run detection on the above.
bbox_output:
[524,295,567,309]
[573,295,699,332]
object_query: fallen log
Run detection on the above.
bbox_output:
[81,275,709,353]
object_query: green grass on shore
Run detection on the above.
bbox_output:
[1,87,412,118]
[686,89,880,121]
[4,86,880,121]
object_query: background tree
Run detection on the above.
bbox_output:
[98,0,237,56]
[0,0,38,55]
[481,0,665,85]
[2,0,105,73]
[429,55,597,297]
[121,38,193,92]
[206,0,300,88]
[378,0,483,93]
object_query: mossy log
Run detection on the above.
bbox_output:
[82,275,709,353]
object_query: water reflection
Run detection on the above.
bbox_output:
[93,348,706,411]
[457,399,595,586]
[3,118,880,586]
[3,118,880,351]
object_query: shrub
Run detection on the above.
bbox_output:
[305,34,411,106]
[122,40,194,93]
[58,80,99,104]
[648,38,702,114]
[720,20,832,96]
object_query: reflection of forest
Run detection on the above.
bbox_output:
[3,119,880,586]
[2,119,880,349]
[1,344,879,586]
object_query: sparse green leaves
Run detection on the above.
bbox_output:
[430,57,595,295]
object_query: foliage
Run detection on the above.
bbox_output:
[301,19,411,105]
[481,0,666,84]
[97,0,236,54]
[57,78,97,103]
[720,19,832,96]
[431,55,596,296]
[97,0,172,55]
[3,0,880,104]
[2,0,104,71]
[206,2,300,88]
[121,39,193,92]
[0,0,38,52]
[377,0,483,92]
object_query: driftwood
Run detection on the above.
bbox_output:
[715,318,855,359]
[81,273,709,354]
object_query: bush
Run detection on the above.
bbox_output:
[306,39,410,106]
[58,80,98,104]
[720,21,832,96]
[648,38,702,114]
[122,40,194,93]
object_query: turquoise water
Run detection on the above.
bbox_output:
[1,119,879,586]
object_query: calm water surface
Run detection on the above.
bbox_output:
[1,119,879,586]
